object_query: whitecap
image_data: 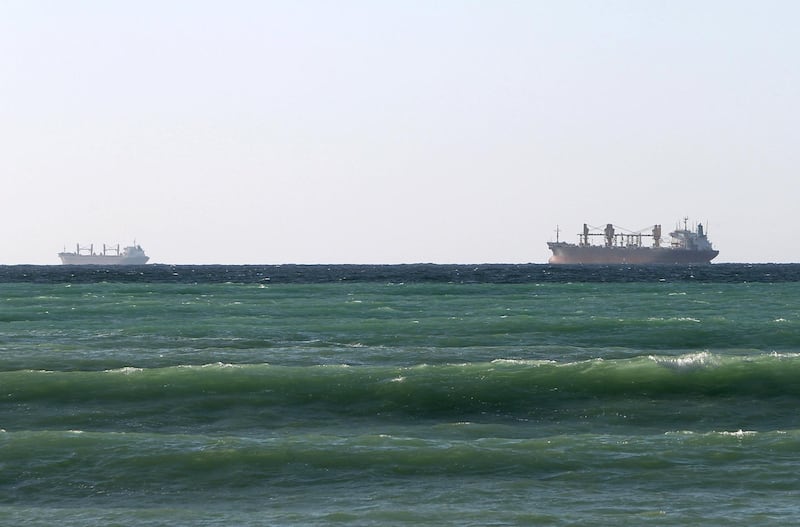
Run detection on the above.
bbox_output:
[491,358,557,366]
[105,366,143,374]
[769,351,800,359]
[201,362,238,368]
[650,351,718,370]
[719,429,757,438]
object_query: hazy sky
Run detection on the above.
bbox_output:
[2,1,798,264]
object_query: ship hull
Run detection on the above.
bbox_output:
[58,254,150,265]
[547,243,718,265]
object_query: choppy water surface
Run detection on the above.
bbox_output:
[1,264,799,525]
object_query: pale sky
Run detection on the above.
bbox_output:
[2,1,798,264]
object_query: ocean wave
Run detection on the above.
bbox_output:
[3,428,800,492]
[3,353,800,433]
[5,353,800,400]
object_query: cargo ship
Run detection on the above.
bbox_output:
[58,243,150,265]
[547,219,718,264]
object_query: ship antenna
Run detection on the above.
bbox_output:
[555,225,560,242]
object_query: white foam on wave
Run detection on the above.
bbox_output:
[665,430,758,438]
[719,429,757,438]
[105,366,143,374]
[156,362,242,371]
[491,358,557,366]
[769,351,800,359]
[650,351,719,370]
[645,316,700,323]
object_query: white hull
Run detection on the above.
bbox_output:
[58,243,150,265]
[58,254,150,265]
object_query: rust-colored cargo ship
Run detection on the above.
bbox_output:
[547,219,719,264]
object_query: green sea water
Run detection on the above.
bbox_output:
[2,266,800,525]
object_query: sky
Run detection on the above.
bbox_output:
[2,0,798,264]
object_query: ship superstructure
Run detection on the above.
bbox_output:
[58,243,150,265]
[547,219,718,264]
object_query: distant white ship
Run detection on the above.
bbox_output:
[58,243,150,265]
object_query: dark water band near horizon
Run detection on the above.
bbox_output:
[2,263,800,525]
[2,262,800,283]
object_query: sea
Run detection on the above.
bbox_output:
[2,263,800,526]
